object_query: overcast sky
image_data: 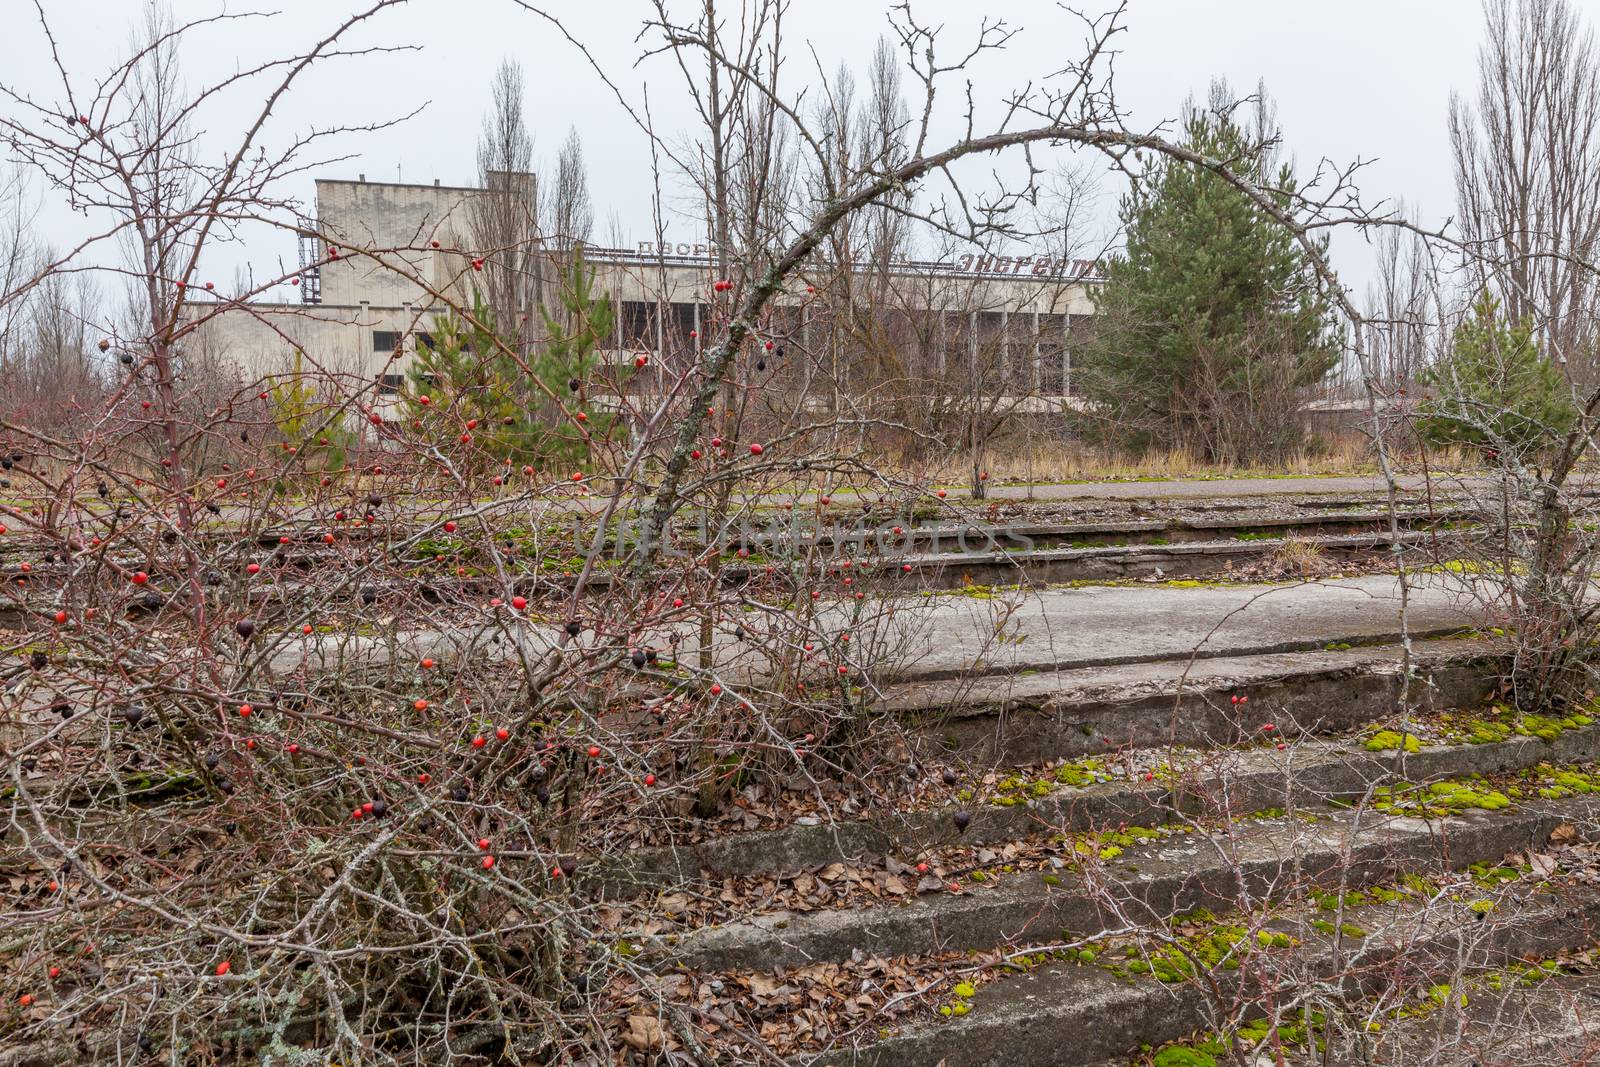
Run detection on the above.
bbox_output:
[6,0,1499,300]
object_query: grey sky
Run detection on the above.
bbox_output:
[8,0,1496,300]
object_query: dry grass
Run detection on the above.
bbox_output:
[1271,536,1327,576]
[905,437,1487,487]
[916,437,1377,485]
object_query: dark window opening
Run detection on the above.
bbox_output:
[375,330,436,353]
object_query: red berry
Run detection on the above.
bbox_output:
[246,563,261,575]
[481,855,495,869]
[477,838,491,850]
[471,735,486,748]
[443,521,456,533]
[644,773,656,786]
[131,571,149,585]
[288,743,300,755]
[511,596,527,610]
[495,727,509,741]
[587,745,601,758]
[418,773,431,785]
[238,704,252,718]
[749,443,763,455]
[215,961,231,976]
[53,611,67,624]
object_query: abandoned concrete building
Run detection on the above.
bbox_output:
[193,176,1101,409]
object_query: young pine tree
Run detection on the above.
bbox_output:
[270,350,355,479]
[1419,291,1576,457]
[404,250,619,470]
[1077,81,1339,465]
[530,248,618,470]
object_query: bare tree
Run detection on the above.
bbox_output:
[1450,0,1600,373]
[471,57,544,350]
[1363,205,1448,391]
[547,125,592,251]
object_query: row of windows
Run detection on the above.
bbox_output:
[373,309,1084,355]
[613,301,1089,350]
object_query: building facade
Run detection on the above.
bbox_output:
[192,177,1101,405]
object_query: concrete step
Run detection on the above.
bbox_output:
[599,689,1584,894]
[781,808,1600,1065]
[642,792,1600,973]
[891,639,1499,763]
[1301,973,1600,1066]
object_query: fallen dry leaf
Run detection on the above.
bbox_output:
[622,1014,663,1051]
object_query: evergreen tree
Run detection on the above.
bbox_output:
[1419,291,1576,456]
[404,249,619,469]
[1077,81,1339,464]
[530,249,618,469]
[270,349,355,478]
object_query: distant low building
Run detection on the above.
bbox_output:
[190,176,1101,407]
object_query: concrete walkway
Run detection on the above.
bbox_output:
[270,572,1483,687]
[878,571,1480,680]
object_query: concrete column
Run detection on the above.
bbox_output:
[1032,310,1042,393]
[359,300,370,379]
[999,309,1009,393]
[1063,315,1072,398]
